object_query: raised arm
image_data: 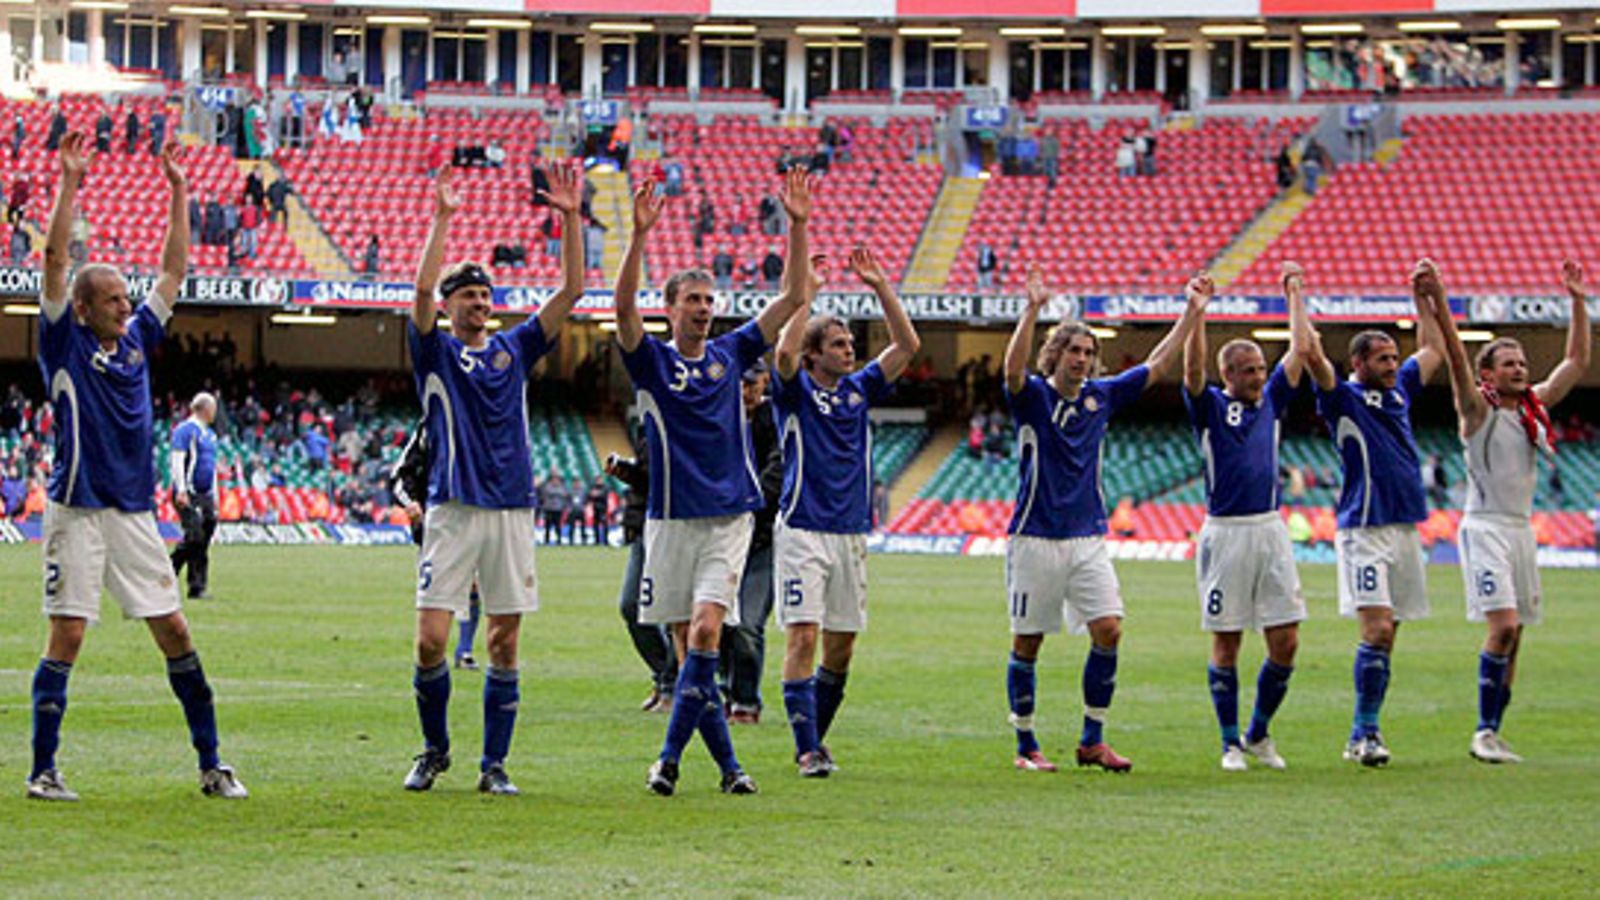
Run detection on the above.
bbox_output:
[1283,261,1336,390]
[412,168,462,335]
[612,180,665,353]
[535,161,586,338]
[1004,265,1049,395]
[1534,259,1593,407]
[150,142,190,308]
[773,252,823,381]
[43,132,91,308]
[1182,293,1206,396]
[855,245,920,382]
[754,167,814,343]
[1408,262,1445,383]
[1143,272,1212,384]
[1414,259,1486,437]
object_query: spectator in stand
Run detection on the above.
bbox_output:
[11,112,22,161]
[727,195,749,237]
[266,176,291,225]
[530,160,551,208]
[45,104,66,152]
[837,122,855,163]
[1275,144,1295,190]
[694,196,715,249]
[1137,131,1158,176]
[123,107,140,155]
[761,245,784,289]
[538,470,567,545]
[584,217,606,271]
[236,202,261,261]
[7,173,30,225]
[663,159,684,197]
[302,425,330,474]
[712,247,735,290]
[8,222,30,265]
[354,87,373,130]
[221,200,239,252]
[1115,136,1136,178]
[581,177,596,221]
[608,115,633,168]
[872,479,889,531]
[149,107,167,156]
[424,135,447,178]
[484,139,507,169]
[491,240,527,269]
[587,476,610,546]
[95,108,113,153]
[976,241,999,290]
[188,193,203,237]
[67,209,91,265]
[363,234,381,276]
[759,192,784,237]
[567,488,586,544]
[541,210,562,258]
[244,170,266,211]
[1549,466,1566,508]
[1041,131,1061,186]
[203,196,225,247]
[286,89,306,148]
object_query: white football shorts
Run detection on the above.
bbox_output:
[416,502,538,617]
[1006,534,1124,636]
[1336,525,1429,622]
[639,513,753,626]
[42,501,182,623]
[774,524,869,632]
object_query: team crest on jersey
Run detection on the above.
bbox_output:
[1084,396,1100,413]
[848,392,863,407]
[126,349,144,367]
[707,362,726,381]
[492,350,512,371]
[1363,390,1384,408]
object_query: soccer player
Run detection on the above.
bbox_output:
[170,391,220,599]
[402,161,584,796]
[616,168,811,797]
[1298,261,1444,767]
[31,133,246,801]
[1181,262,1314,772]
[1416,259,1590,763]
[772,244,919,777]
[1003,266,1209,774]
[391,416,479,670]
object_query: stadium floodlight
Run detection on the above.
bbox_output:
[3,304,40,316]
[68,1,130,9]
[693,24,757,34]
[796,25,861,36]
[168,5,230,16]
[1102,26,1165,37]
[1300,23,1363,35]
[1496,18,1561,31]
[1248,40,1294,49]
[590,22,654,33]
[246,9,308,20]
[467,19,531,30]
[270,312,337,326]
[1397,20,1462,32]
[1157,41,1192,51]
[366,14,431,25]
[1395,318,1415,330]
[1089,327,1118,340]
[1251,329,1293,341]
[1200,24,1266,37]
[1457,330,1496,342]
[898,27,962,37]
[999,27,1066,37]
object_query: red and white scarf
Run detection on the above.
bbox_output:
[1480,383,1555,455]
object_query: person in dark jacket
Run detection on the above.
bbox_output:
[720,360,783,723]
[391,418,480,669]
[45,105,66,152]
[606,432,677,712]
[95,110,113,153]
[125,108,140,155]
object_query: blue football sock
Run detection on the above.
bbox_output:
[1080,644,1118,747]
[166,652,220,771]
[659,649,716,764]
[814,666,848,742]
[30,658,72,780]
[1208,665,1240,749]
[1007,652,1040,756]
[696,693,742,775]
[1247,660,1294,744]
[1352,643,1390,741]
[482,667,520,771]
[783,677,820,757]
[413,661,451,755]
[1478,651,1509,732]
[456,592,480,660]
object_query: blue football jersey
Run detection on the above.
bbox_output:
[1184,363,1297,517]
[408,318,553,509]
[1316,356,1427,529]
[621,320,769,519]
[38,299,167,511]
[1006,366,1149,539]
[171,417,218,495]
[773,360,892,534]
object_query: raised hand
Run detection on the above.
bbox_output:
[1410,257,1444,298]
[1185,270,1215,310]
[1280,260,1305,293]
[58,131,92,181]
[1025,263,1049,311]
[780,166,812,223]
[631,180,665,235]
[160,142,187,191]
[1561,258,1587,298]
[432,167,462,218]
[848,245,888,291]
[539,160,581,214]
[808,252,830,295]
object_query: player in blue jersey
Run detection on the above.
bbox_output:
[402,161,585,796]
[1180,262,1314,772]
[169,391,219,600]
[1298,260,1444,767]
[616,168,812,797]
[30,133,246,801]
[1002,266,1210,774]
[772,243,921,777]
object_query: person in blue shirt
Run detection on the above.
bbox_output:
[1179,262,1314,772]
[1298,260,1444,768]
[401,161,585,797]
[170,391,220,600]
[301,425,329,474]
[616,169,811,797]
[30,132,246,801]
[1002,266,1209,775]
[771,244,920,777]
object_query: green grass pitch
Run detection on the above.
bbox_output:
[2,546,1597,896]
